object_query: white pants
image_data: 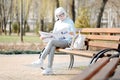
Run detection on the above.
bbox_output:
[40,39,70,68]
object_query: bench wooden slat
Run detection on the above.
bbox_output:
[89,41,119,49]
[86,35,120,41]
[81,28,120,34]
[91,58,119,80]
[71,57,109,80]
[110,65,120,80]
[57,49,96,58]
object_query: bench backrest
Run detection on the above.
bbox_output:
[78,28,120,50]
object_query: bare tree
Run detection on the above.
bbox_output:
[96,0,108,28]
[20,0,23,42]
[39,0,47,31]
[8,0,13,35]
[56,0,59,8]
[1,0,7,35]
[0,0,13,35]
[23,0,32,35]
[69,0,75,22]
[14,0,20,35]
[0,0,3,35]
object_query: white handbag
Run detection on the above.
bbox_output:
[70,33,85,49]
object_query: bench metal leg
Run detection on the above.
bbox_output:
[39,48,45,59]
[68,54,74,69]
[90,48,120,64]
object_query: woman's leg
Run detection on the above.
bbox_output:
[47,39,69,68]
[41,39,69,60]
[32,39,69,68]
[42,40,69,74]
[40,40,55,60]
[47,46,55,68]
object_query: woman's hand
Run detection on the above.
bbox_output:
[40,36,46,40]
[40,36,53,40]
[69,32,74,35]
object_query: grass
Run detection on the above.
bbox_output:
[0,34,67,54]
[0,34,44,54]
[0,34,42,43]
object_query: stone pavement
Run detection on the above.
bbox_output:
[0,54,91,80]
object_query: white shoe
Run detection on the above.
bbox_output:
[31,59,43,68]
[42,68,53,75]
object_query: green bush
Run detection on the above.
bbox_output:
[25,24,30,32]
[12,22,20,33]
[34,21,40,35]
[75,8,91,28]
[45,22,53,32]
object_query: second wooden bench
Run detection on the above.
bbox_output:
[70,56,120,80]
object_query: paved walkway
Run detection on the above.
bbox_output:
[0,54,91,80]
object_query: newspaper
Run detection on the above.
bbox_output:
[39,30,72,43]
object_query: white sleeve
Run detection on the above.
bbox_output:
[52,23,57,33]
[69,22,76,35]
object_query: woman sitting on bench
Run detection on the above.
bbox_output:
[32,7,76,75]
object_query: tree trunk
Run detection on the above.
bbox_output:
[9,21,12,35]
[2,0,7,35]
[71,0,75,22]
[3,16,7,35]
[23,20,27,36]
[56,0,59,8]
[9,0,13,36]
[20,0,23,42]
[96,0,108,28]
[40,19,44,31]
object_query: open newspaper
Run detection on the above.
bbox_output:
[39,30,72,43]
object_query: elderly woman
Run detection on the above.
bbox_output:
[32,7,76,75]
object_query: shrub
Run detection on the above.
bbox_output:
[75,8,91,28]
[25,24,30,32]
[34,21,40,35]
[44,22,53,32]
[12,22,20,33]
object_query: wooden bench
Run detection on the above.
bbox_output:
[56,28,120,69]
[70,56,120,80]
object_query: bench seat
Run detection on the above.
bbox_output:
[57,49,96,58]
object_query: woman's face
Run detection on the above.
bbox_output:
[57,13,66,21]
